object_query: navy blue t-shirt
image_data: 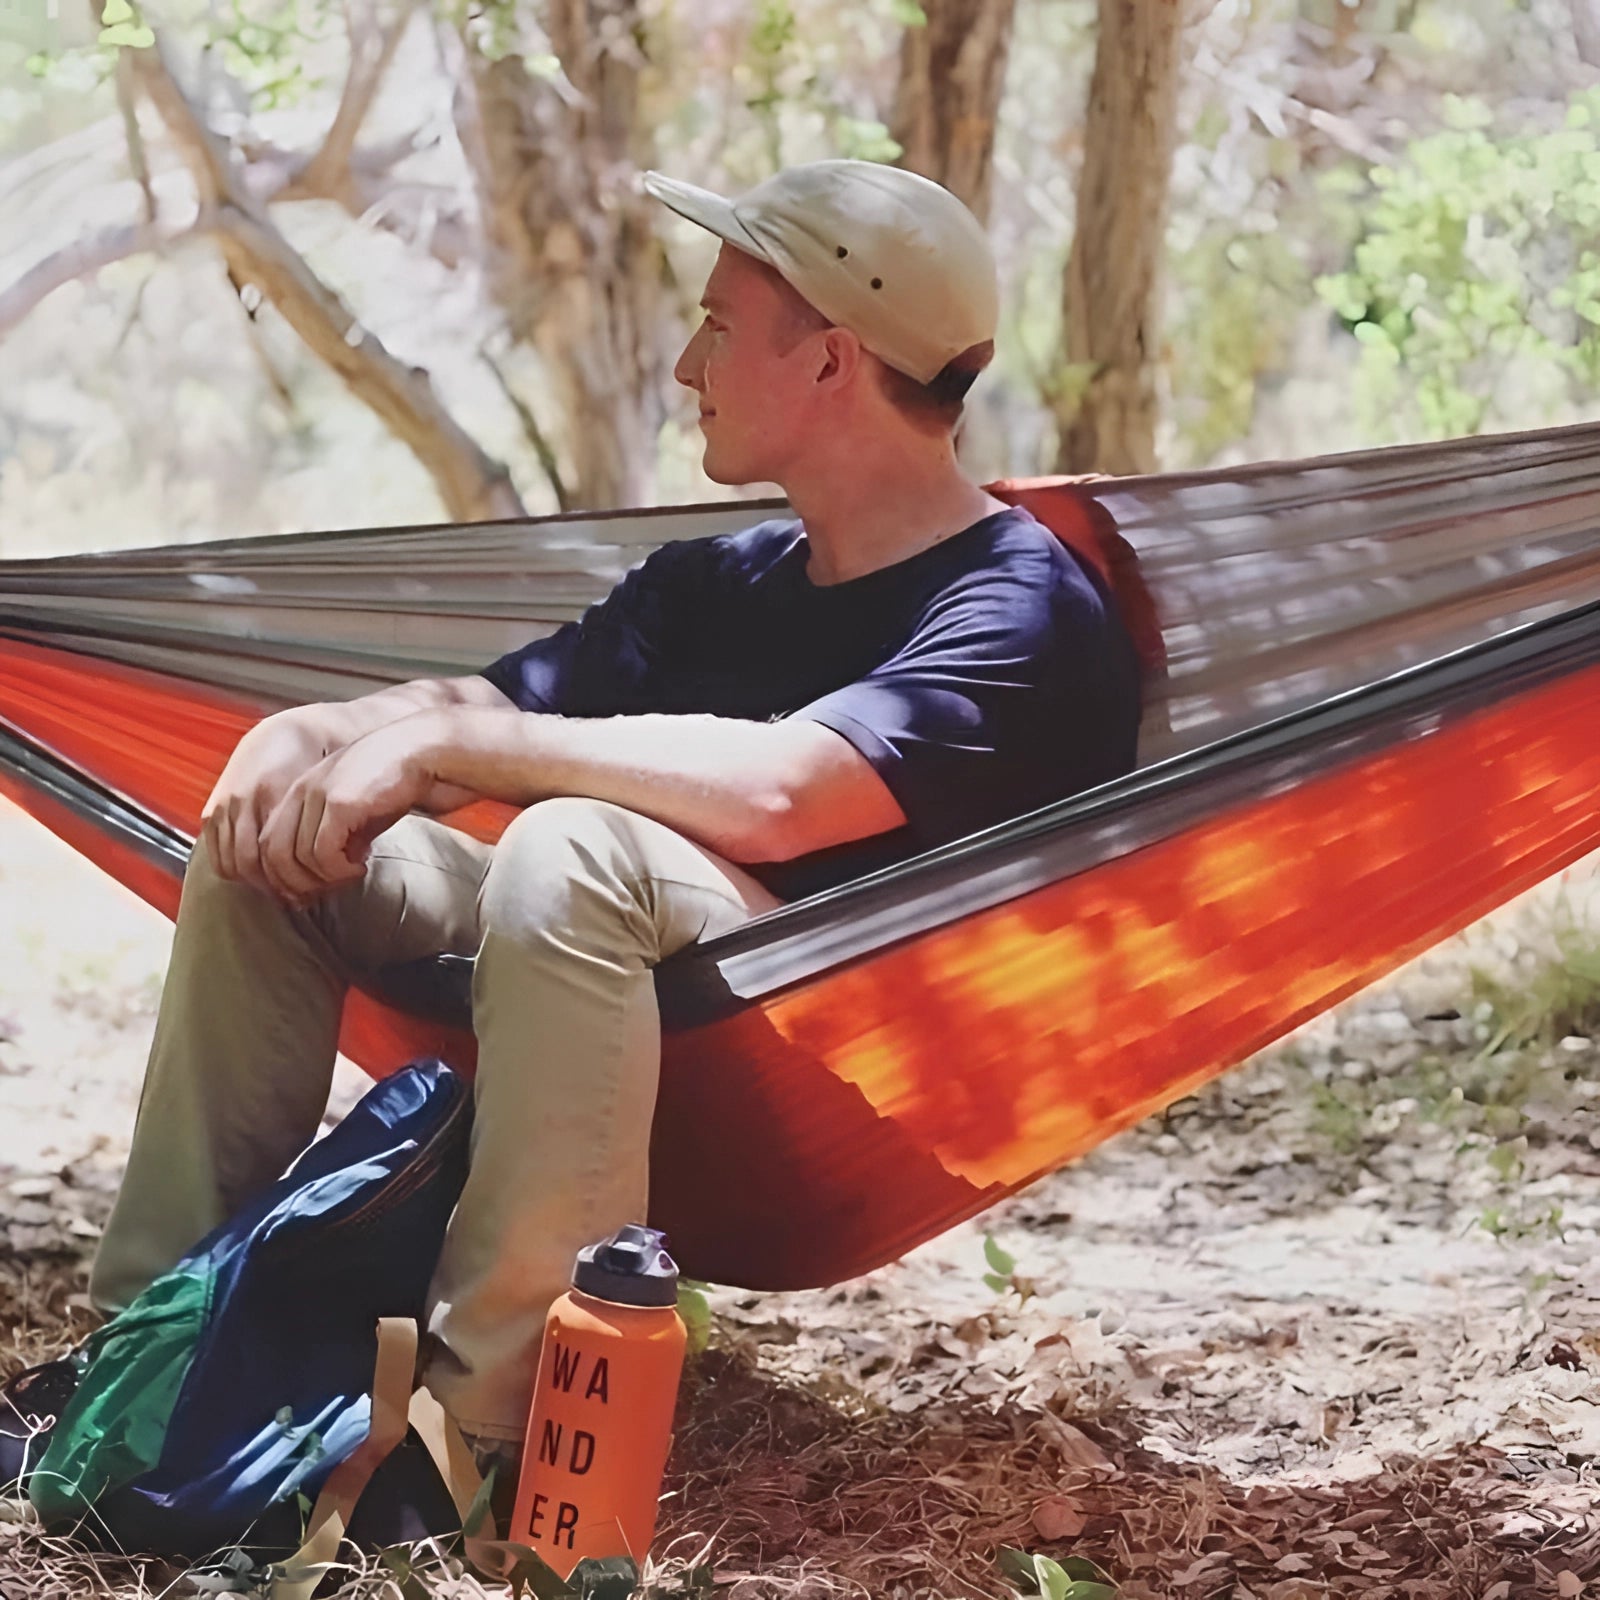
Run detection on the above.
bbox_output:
[480,508,1142,900]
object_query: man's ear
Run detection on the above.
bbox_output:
[813,326,863,391]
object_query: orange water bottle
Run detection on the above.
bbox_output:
[509,1224,687,1576]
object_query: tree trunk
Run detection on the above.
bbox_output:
[1574,0,1600,66]
[1054,0,1185,475]
[890,0,1018,221]
[452,0,672,511]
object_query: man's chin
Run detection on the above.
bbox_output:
[702,452,766,489]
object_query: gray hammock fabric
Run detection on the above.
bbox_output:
[3,422,1599,767]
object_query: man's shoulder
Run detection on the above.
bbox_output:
[945,507,1101,601]
[706,515,806,572]
[972,505,1075,563]
[649,517,803,585]
[934,507,1134,664]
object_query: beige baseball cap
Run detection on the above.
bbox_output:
[643,160,999,387]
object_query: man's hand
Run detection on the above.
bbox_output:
[201,708,339,889]
[254,716,466,905]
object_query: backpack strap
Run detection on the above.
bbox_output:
[267,1317,418,1600]
[406,1385,486,1524]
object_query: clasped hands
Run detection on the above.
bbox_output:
[201,709,473,907]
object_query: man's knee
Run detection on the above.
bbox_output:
[176,838,256,925]
[481,799,651,941]
[491,798,645,875]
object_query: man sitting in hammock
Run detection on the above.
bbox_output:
[90,162,1142,1464]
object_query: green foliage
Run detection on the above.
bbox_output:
[746,0,799,166]
[442,0,525,63]
[379,1546,438,1600]
[1307,1076,1369,1157]
[21,0,323,111]
[492,1547,639,1600]
[676,1277,712,1356]
[648,1568,719,1598]
[691,0,907,187]
[1316,89,1600,440]
[998,1544,1117,1599]
[981,1233,1016,1292]
[462,1543,643,1600]
[981,1234,1037,1302]
[830,114,901,164]
[1295,906,1599,1244]
[97,0,153,50]
[1478,1199,1565,1243]
[1165,225,1309,463]
[1466,914,1600,1052]
[210,0,330,108]
[1306,1030,1572,1156]
[22,35,117,92]
[463,1460,499,1538]
[1158,59,1354,468]
[734,0,902,170]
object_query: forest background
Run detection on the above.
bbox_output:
[5,0,1600,556]
[4,6,1600,1597]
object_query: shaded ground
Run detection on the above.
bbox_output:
[0,796,1596,1597]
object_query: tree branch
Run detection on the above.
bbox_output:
[211,203,521,520]
[1574,0,1600,67]
[297,0,418,199]
[223,16,472,269]
[0,220,192,341]
[127,40,235,204]
[115,54,158,222]
[481,342,571,511]
[126,39,523,522]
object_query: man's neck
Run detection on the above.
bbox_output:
[782,430,1007,587]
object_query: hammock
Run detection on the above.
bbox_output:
[3,422,1600,1290]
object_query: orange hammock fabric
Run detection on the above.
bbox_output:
[3,460,1600,1287]
[2,631,1599,1284]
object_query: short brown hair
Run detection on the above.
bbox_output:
[761,261,834,351]
[873,341,994,431]
[760,258,992,431]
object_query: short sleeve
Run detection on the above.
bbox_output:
[793,555,1140,847]
[479,539,705,715]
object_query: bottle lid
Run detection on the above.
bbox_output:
[571,1224,680,1308]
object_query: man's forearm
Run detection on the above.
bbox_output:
[414,706,804,862]
[307,675,513,750]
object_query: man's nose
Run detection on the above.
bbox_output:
[674,323,708,390]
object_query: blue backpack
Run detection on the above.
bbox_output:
[27,1058,471,1561]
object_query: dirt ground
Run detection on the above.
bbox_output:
[0,794,1596,1599]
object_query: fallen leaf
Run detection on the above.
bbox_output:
[1171,1554,1228,1585]
[1556,1574,1581,1599]
[1031,1494,1086,1540]
[1034,1412,1117,1474]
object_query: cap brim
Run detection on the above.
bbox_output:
[642,172,770,263]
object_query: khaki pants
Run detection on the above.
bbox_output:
[90,799,780,1438]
